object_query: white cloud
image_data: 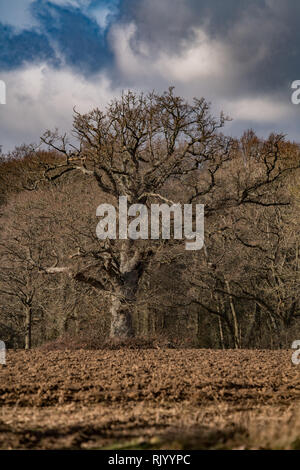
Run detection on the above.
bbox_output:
[0,63,119,150]
[157,29,231,83]
[90,5,116,29]
[109,23,143,79]
[223,96,291,123]
[49,0,92,8]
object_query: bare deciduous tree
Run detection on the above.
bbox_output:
[39,88,234,337]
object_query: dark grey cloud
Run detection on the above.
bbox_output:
[116,0,300,95]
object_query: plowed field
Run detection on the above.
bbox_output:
[0,350,299,449]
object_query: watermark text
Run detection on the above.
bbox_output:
[96,197,204,251]
[0,341,6,365]
[0,80,6,105]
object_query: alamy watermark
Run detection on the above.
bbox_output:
[0,341,6,365]
[291,80,300,104]
[96,196,204,251]
[0,80,6,105]
[292,340,300,365]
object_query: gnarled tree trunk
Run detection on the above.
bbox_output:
[109,250,145,338]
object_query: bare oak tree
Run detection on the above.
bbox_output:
[38,89,300,339]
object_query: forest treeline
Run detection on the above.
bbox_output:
[1,89,300,350]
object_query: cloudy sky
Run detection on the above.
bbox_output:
[0,0,299,151]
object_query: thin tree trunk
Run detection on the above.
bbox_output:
[225,280,240,349]
[25,306,32,350]
[218,308,225,350]
[247,302,261,348]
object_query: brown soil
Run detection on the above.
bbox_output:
[0,349,299,449]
